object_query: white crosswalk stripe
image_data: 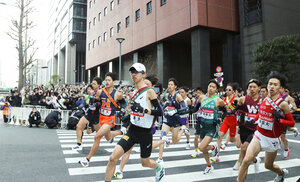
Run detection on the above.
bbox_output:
[56,129,300,182]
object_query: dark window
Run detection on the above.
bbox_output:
[104,7,108,16]
[110,27,114,37]
[126,16,130,28]
[104,32,107,41]
[89,1,92,8]
[88,43,91,50]
[110,1,114,11]
[161,0,166,6]
[98,36,102,45]
[117,0,121,4]
[147,1,152,15]
[88,21,91,29]
[243,0,262,26]
[98,12,102,21]
[117,22,121,33]
[93,40,95,48]
[93,17,96,25]
[135,9,140,21]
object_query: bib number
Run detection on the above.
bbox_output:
[166,106,177,116]
[200,109,214,120]
[258,119,273,130]
[244,113,256,125]
[101,107,112,116]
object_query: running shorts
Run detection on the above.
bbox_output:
[199,124,217,139]
[84,114,100,125]
[219,115,237,137]
[180,116,189,126]
[238,125,255,144]
[254,130,281,152]
[99,115,116,128]
[164,114,181,128]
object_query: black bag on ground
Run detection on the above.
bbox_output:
[44,111,61,129]
[67,109,85,130]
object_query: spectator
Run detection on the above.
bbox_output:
[1,101,11,123]
[28,107,41,127]
[23,94,31,105]
[44,111,61,129]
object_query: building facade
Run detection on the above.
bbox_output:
[47,0,87,85]
[86,0,240,88]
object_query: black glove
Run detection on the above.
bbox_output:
[116,110,125,118]
[121,114,130,128]
[274,110,282,122]
[131,101,144,113]
[245,119,254,125]
[233,100,238,107]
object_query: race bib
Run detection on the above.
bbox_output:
[244,113,256,124]
[166,106,177,116]
[131,112,144,126]
[258,119,273,130]
[34,116,37,120]
[200,108,214,120]
[101,106,112,116]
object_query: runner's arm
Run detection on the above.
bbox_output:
[146,89,163,116]
[278,101,295,127]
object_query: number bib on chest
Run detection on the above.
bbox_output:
[200,108,214,120]
[166,106,177,116]
[101,106,112,116]
[130,111,145,126]
[244,113,256,123]
[258,119,274,130]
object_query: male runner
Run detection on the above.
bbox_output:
[179,86,192,149]
[105,63,165,182]
[237,71,295,182]
[72,77,102,151]
[79,72,125,167]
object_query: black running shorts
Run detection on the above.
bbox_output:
[164,114,182,128]
[118,124,153,158]
[84,113,99,125]
[239,125,255,144]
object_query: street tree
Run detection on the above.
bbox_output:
[7,0,37,90]
[253,34,300,84]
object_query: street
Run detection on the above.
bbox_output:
[1,121,300,182]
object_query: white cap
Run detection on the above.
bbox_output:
[129,63,146,73]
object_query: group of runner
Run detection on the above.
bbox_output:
[70,62,298,182]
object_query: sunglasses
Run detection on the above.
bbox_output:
[226,89,232,91]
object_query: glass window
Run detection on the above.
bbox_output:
[93,17,96,25]
[117,22,121,33]
[89,21,91,29]
[104,7,108,16]
[126,16,130,28]
[110,27,114,37]
[98,12,102,21]
[117,0,121,4]
[161,0,166,6]
[89,1,92,8]
[243,0,262,26]
[147,1,152,15]
[88,43,91,50]
[93,40,95,48]
[135,9,140,21]
[110,1,114,11]
[98,36,102,45]
[104,32,107,41]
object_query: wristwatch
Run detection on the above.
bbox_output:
[144,109,148,114]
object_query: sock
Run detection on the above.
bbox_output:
[207,164,211,167]
[160,131,166,139]
[156,163,162,172]
[211,145,215,151]
[77,143,81,146]
[195,148,199,152]
[236,161,240,164]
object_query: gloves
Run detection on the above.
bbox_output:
[245,118,254,125]
[131,101,144,113]
[116,110,125,118]
[233,100,238,107]
[274,110,282,122]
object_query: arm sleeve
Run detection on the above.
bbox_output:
[150,99,163,116]
[190,102,201,114]
[231,104,243,115]
[280,112,295,127]
[177,100,189,115]
[254,113,259,121]
[218,105,227,119]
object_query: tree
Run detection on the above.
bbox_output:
[50,75,60,85]
[253,34,300,84]
[7,0,37,91]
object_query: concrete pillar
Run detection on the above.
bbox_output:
[88,70,91,83]
[133,52,138,63]
[58,50,65,84]
[222,34,233,84]
[52,56,58,75]
[191,28,211,88]
[157,43,170,87]
[65,43,76,84]
[109,62,113,72]
[97,66,100,77]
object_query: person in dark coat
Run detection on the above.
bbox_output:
[28,107,41,127]
[44,111,61,129]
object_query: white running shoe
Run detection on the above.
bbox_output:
[121,127,127,135]
[221,143,227,150]
[185,143,191,150]
[184,128,190,135]
[211,144,218,157]
[203,166,214,174]
[274,168,288,182]
[254,157,261,174]
[162,136,171,148]
[114,170,123,179]
[156,158,164,165]
[210,155,220,163]
[283,148,290,159]
[78,157,89,167]
[233,161,241,170]
[191,150,201,158]
[72,145,82,151]
[293,127,298,137]
[155,164,165,182]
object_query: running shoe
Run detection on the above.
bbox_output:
[211,144,219,157]
[191,150,201,158]
[254,157,261,174]
[210,155,220,163]
[155,164,165,182]
[108,137,114,143]
[283,148,290,159]
[233,161,241,170]
[156,158,164,164]
[184,128,190,135]
[203,166,214,174]
[114,170,123,179]
[78,157,89,167]
[162,136,171,148]
[72,145,82,151]
[121,127,127,135]
[294,127,298,137]
[185,143,191,150]
[221,143,227,150]
[274,168,288,182]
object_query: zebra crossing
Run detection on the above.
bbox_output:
[56,129,300,182]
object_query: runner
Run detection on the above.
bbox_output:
[71,77,102,151]
[237,71,295,182]
[260,85,268,100]
[191,87,204,157]
[279,86,298,159]
[157,78,189,163]
[105,63,165,182]
[113,74,167,179]
[79,72,125,167]
[179,86,192,150]
[193,79,226,174]
[231,79,262,171]
[214,83,239,162]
